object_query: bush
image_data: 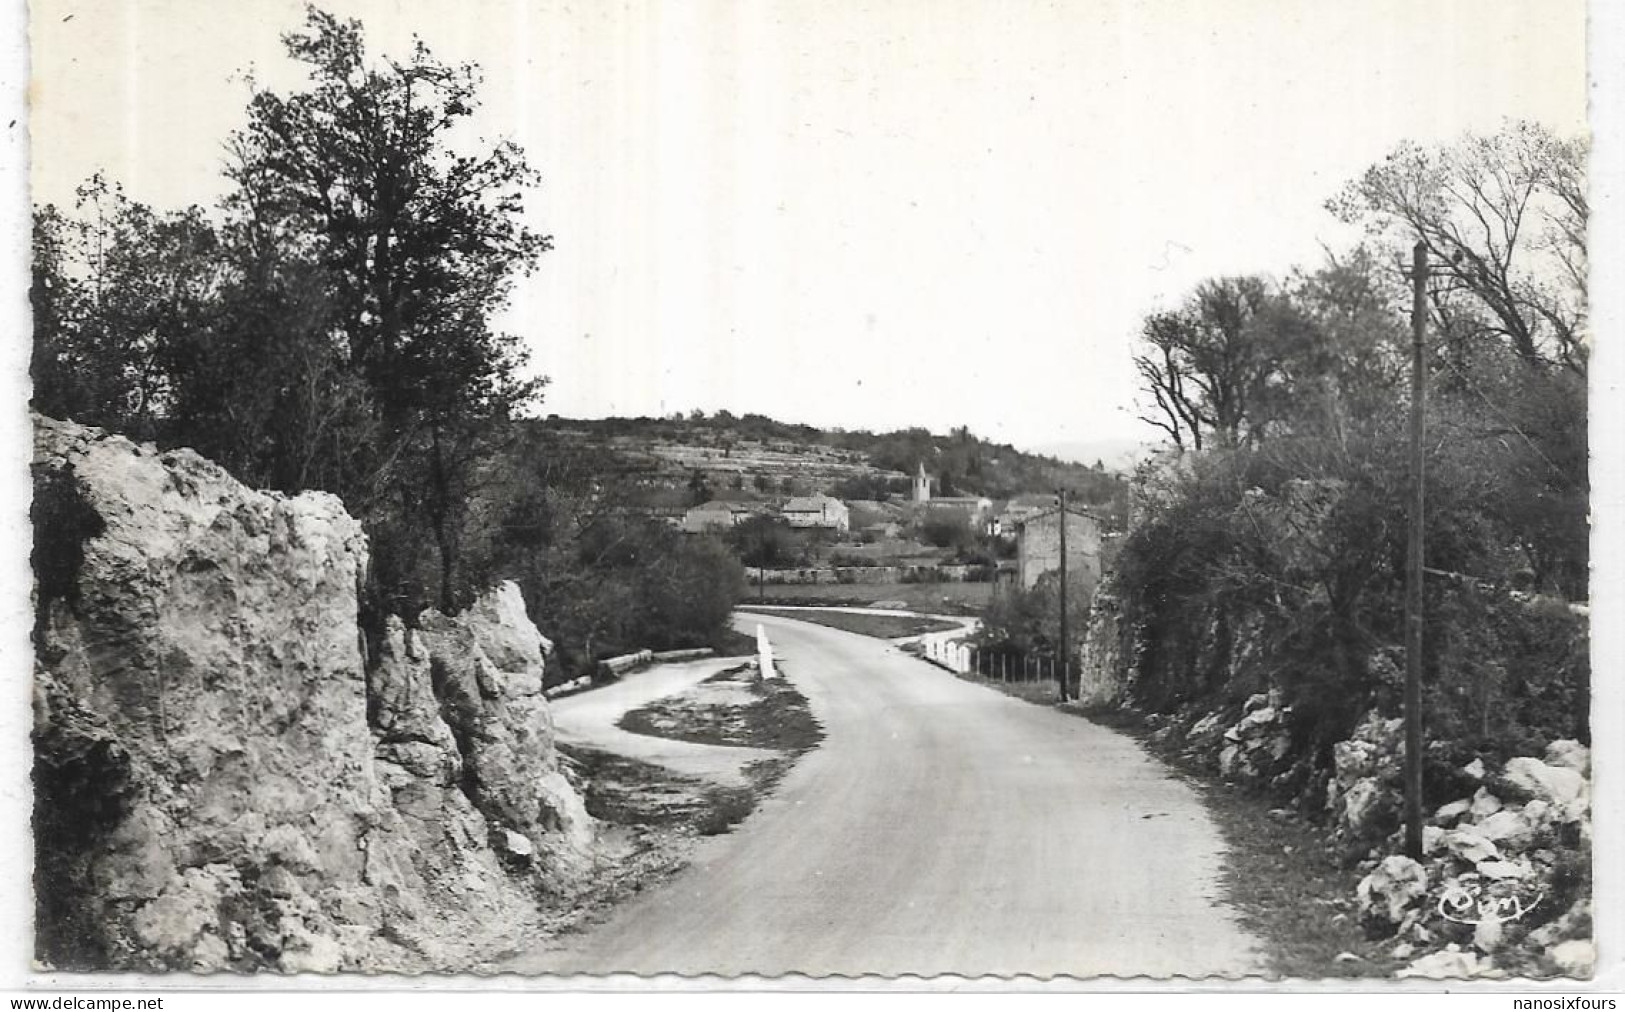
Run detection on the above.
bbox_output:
[919,515,977,552]
[1112,424,1587,771]
[975,572,1090,659]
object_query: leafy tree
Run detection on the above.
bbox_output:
[919,513,977,552]
[635,534,746,650]
[225,7,548,610]
[687,469,714,505]
[728,515,799,568]
[1325,123,1588,596]
[1275,245,1409,438]
[1132,276,1309,451]
[831,473,893,501]
[31,177,224,440]
[976,573,1092,662]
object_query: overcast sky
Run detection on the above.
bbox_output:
[28,0,1588,452]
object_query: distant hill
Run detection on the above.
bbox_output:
[524,413,1130,526]
[1025,438,1152,473]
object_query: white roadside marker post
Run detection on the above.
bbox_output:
[757,623,778,680]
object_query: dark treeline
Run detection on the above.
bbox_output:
[1115,122,1589,779]
[29,7,744,672]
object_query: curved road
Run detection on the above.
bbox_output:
[514,612,1261,978]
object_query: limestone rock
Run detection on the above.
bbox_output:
[1433,799,1471,826]
[413,583,595,879]
[1468,787,1502,819]
[1397,944,1500,979]
[1473,917,1504,954]
[1472,809,1532,848]
[30,416,594,973]
[1422,825,1446,857]
[1189,711,1226,740]
[1074,579,1127,707]
[1549,939,1595,978]
[1441,829,1501,864]
[1504,757,1588,822]
[1216,703,1292,781]
[1357,855,1428,934]
[1543,740,1590,777]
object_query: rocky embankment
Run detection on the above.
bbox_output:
[31,416,595,972]
[1140,697,1592,978]
[1351,732,1592,979]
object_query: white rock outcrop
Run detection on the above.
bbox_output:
[31,416,594,972]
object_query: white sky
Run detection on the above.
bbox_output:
[27,0,1588,450]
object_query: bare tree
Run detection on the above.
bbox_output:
[1328,121,1587,374]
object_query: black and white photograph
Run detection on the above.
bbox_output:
[8,0,1616,991]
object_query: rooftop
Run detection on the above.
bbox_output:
[1015,504,1103,528]
[783,493,844,512]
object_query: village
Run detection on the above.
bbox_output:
[668,461,1105,598]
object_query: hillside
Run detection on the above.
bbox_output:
[526,413,1128,519]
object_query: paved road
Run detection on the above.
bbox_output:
[550,656,774,788]
[515,612,1261,978]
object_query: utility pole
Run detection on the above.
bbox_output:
[1057,488,1070,703]
[1403,239,1428,860]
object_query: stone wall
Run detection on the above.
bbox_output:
[1074,577,1125,707]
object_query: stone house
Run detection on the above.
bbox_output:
[782,493,850,533]
[1015,506,1103,592]
[992,493,1058,536]
[681,500,759,533]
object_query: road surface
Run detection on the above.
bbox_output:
[515,612,1262,978]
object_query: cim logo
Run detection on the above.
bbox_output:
[1436,878,1543,925]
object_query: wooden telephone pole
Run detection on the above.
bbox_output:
[1058,488,1070,703]
[1403,239,1429,860]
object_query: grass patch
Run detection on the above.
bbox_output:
[947,669,1064,706]
[617,664,824,754]
[739,606,961,640]
[559,743,793,839]
[573,662,822,840]
[1082,708,1408,979]
[560,744,724,829]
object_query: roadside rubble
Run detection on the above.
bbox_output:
[1351,739,1592,979]
[1139,691,1592,980]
